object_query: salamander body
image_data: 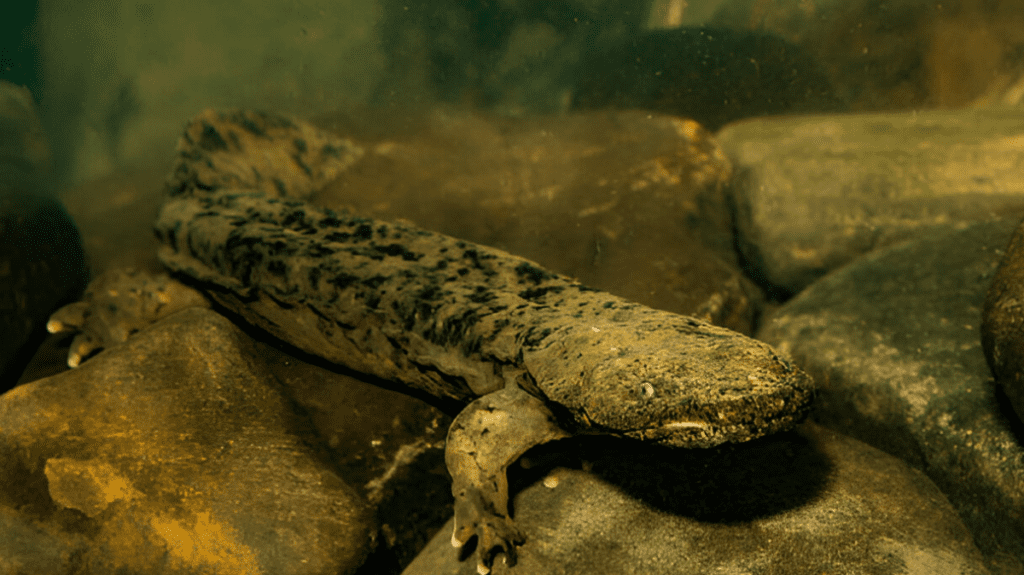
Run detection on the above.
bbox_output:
[151,110,814,573]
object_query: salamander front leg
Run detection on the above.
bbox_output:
[445,385,571,574]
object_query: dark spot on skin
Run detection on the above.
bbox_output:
[227,130,243,151]
[363,275,388,289]
[224,244,264,285]
[436,260,448,270]
[307,244,336,257]
[417,285,443,301]
[293,154,313,176]
[522,326,553,347]
[374,243,423,261]
[267,239,298,256]
[463,249,483,269]
[365,293,381,309]
[319,216,343,228]
[237,114,268,136]
[490,318,510,334]
[329,272,359,290]
[519,286,563,301]
[457,268,469,276]
[603,301,616,309]
[514,262,553,284]
[273,178,288,196]
[468,286,495,303]
[280,208,306,228]
[294,138,307,153]
[267,260,287,276]
[308,267,321,286]
[198,123,229,151]
[224,233,262,252]
[158,225,175,246]
[427,308,481,347]
[355,224,373,240]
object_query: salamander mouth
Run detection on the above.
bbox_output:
[621,402,810,449]
[620,419,719,448]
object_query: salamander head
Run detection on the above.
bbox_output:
[533,318,815,448]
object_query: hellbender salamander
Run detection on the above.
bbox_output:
[151,110,813,573]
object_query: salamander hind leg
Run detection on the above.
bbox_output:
[446,386,571,574]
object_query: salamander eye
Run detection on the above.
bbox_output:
[640,382,655,400]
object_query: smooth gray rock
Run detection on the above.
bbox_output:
[717,110,1024,295]
[0,307,374,574]
[403,423,990,575]
[759,219,1024,574]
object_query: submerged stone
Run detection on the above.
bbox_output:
[404,423,989,575]
[718,110,1024,296]
[0,307,374,574]
[759,219,1024,573]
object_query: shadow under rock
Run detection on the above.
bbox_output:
[994,380,1024,448]
[508,428,830,523]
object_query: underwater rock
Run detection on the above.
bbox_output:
[244,318,454,571]
[718,109,1024,297]
[0,307,374,574]
[759,219,1024,573]
[260,335,454,572]
[41,266,456,570]
[403,423,990,575]
[982,217,1024,426]
[315,107,759,334]
[571,27,842,131]
[711,0,1024,111]
[0,191,87,387]
[0,81,86,387]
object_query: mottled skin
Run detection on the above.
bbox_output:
[155,110,812,573]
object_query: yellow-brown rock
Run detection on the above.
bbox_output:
[0,307,373,574]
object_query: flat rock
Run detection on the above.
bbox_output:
[0,307,373,574]
[759,219,1024,574]
[717,110,1024,295]
[403,423,989,575]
